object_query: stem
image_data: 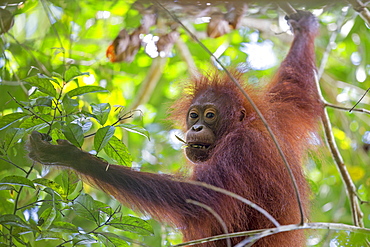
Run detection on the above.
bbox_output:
[348,0,370,26]
[187,199,231,247]
[0,157,27,173]
[173,222,370,247]
[325,102,370,115]
[9,163,34,246]
[350,87,370,112]
[188,181,280,228]
[8,92,52,126]
[315,8,364,227]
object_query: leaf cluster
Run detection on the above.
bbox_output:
[0,66,152,246]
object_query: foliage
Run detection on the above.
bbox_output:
[0,0,369,246]
[0,65,152,246]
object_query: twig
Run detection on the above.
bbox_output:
[172,222,370,246]
[186,199,231,247]
[321,107,364,227]
[315,8,365,227]
[325,102,370,115]
[155,0,306,226]
[84,109,140,139]
[278,3,297,16]
[40,0,66,65]
[7,92,52,126]
[175,38,200,79]
[348,0,370,26]
[317,7,348,79]
[9,163,34,245]
[187,181,280,228]
[128,57,167,111]
[3,32,51,77]
[350,87,370,112]
[0,157,27,174]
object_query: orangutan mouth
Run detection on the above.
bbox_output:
[188,143,211,150]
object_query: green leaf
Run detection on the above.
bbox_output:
[104,136,132,166]
[67,86,108,97]
[4,128,25,151]
[60,171,80,200]
[73,234,97,245]
[108,216,153,236]
[62,123,84,148]
[94,200,113,216]
[33,178,65,197]
[62,94,79,114]
[94,126,115,153]
[0,214,32,230]
[0,184,15,191]
[73,194,100,223]
[23,74,57,97]
[0,8,14,34]
[35,232,63,241]
[81,121,93,133]
[51,71,63,79]
[97,232,129,247]
[0,175,35,189]
[50,128,66,144]
[35,96,53,107]
[116,123,150,140]
[19,115,52,132]
[65,66,89,83]
[39,207,57,230]
[0,112,28,131]
[50,221,78,233]
[91,103,110,125]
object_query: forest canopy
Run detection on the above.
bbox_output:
[0,0,370,246]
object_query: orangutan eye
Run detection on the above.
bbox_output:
[205,112,215,119]
[190,112,198,119]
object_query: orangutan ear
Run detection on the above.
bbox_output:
[239,109,246,121]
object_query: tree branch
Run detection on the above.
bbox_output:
[187,181,280,227]
[315,8,365,227]
[278,2,297,16]
[173,222,370,246]
[128,57,167,110]
[186,199,231,247]
[349,0,370,26]
[325,102,370,115]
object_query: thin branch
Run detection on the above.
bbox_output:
[128,57,167,111]
[317,7,348,79]
[278,3,297,16]
[320,106,364,227]
[4,32,51,77]
[349,0,370,26]
[175,38,200,79]
[325,102,370,115]
[315,9,365,227]
[155,0,306,226]
[187,181,280,228]
[40,0,66,65]
[84,109,140,139]
[7,92,52,126]
[234,221,370,247]
[0,157,27,174]
[172,222,370,246]
[9,163,34,245]
[350,87,370,112]
[186,199,231,247]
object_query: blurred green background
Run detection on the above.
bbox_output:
[0,0,369,246]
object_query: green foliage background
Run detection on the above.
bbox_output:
[0,0,369,246]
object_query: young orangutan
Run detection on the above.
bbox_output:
[28,10,322,246]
